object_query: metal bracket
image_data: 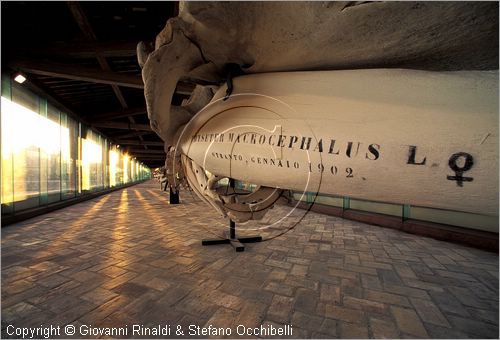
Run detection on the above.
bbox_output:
[223,63,243,101]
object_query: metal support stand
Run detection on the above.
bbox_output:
[169,187,180,204]
[161,179,168,191]
[201,179,262,252]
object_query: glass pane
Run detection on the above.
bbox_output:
[109,147,120,187]
[61,114,77,199]
[131,159,135,182]
[1,93,14,214]
[350,199,402,217]
[1,97,40,210]
[103,140,109,188]
[77,125,82,194]
[2,81,152,219]
[96,134,104,189]
[46,103,61,203]
[118,150,123,185]
[81,130,103,192]
[12,83,38,112]
[411,206,499,233]
[123,154,130,183]
[315,194,343,208]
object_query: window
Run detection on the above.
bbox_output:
[0,76,151,217]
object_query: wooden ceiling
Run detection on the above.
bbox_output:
[2,1,186,169]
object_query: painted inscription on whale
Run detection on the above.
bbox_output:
[179,70,498,217]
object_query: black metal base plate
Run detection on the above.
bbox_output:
[169,187,180,204]
[202,235,262,252]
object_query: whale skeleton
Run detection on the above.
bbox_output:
[138,2,498,223]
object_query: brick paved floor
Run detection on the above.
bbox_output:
[1,180,498,339]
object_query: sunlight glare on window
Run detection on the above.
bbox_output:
[109,149,119,187]
[1,97,65,155]
[123,154,129,183]
[81,138,103,190]
[1,97,68,203]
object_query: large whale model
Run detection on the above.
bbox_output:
[138,2,498,222]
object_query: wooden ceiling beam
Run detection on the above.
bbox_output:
[113,131,154,139]
[67,2,98,40]
[12,41,138,59]
[12,60,144,88]
[115,140,163,146]
[49,83,109,90]
[133,155,166,158]
[91,121,151,131]
[126,149,166,154]
[67,2,129,107]
[54,88,112,96]
[66,2,151,151]
[131,155,166,159]
[90,107,147,121]
[130,155,166,159]
[68,95,115,103]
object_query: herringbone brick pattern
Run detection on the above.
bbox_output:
[1,180,498,338]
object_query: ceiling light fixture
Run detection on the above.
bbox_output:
[14,74,26,84]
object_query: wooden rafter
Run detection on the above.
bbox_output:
[130,155,163,161]
[12,41,138,58]
[115,140,163,146]
[113,131,154,139]
[67,1,149,150]
[12,60,143,88]
[126,149,165,154]
[90,107,147,121]
[91,122,151,131]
